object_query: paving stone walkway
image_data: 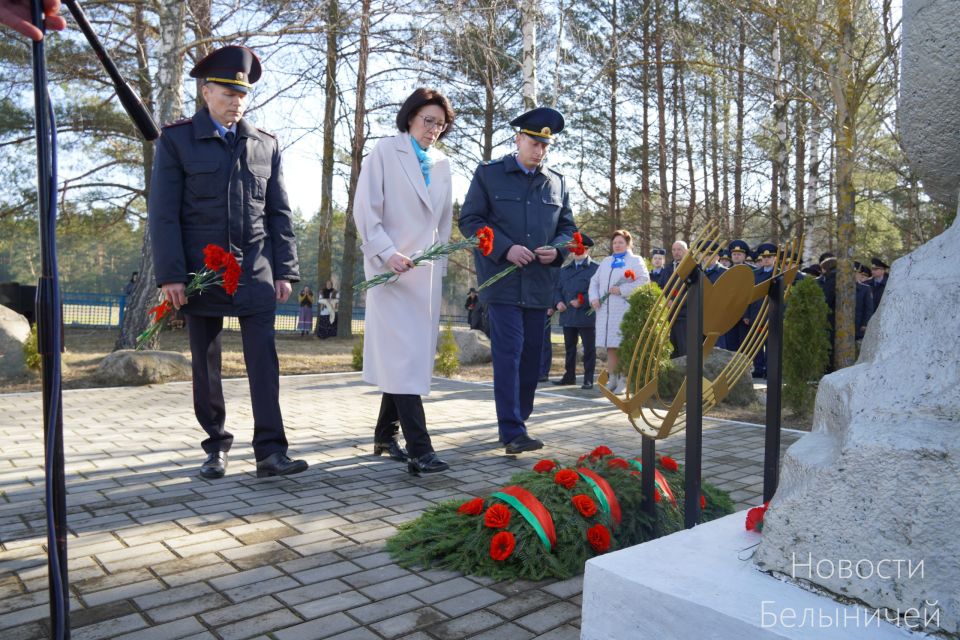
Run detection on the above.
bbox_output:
[0,372,800,640]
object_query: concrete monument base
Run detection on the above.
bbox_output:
[581,512,921,639]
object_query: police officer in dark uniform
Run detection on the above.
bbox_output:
[459,107,577,454]
[723,239,754,352]
[650,247,668,289]
[869,257,889,308]
[853,262,876,340]
[552,232,599,389]
[748,242,777,378]
[149,45,307,480]
[702,241,728,350]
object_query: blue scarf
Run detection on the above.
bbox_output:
[411,136,434,186]
[611,252,627,269]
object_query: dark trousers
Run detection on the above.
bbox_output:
[540,321,553,378]
[373,393,433,458]
[487,303,546,444]
[753,341,767,378]
[724,319,748,352]
[562,326,596,384]
[670,316,687,358]
[186,311,288,461]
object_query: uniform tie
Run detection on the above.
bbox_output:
[224,131,236,146]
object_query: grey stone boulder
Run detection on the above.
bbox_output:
[0,304,30,379]
[95,349,191,386]
[658,348,756,407]
[438,328,492,366]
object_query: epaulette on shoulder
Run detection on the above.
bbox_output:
[481,158,504,167]
[544,165,566,178]
[163,117,192,129]
[257,128,277,139]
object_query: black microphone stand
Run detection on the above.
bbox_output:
[29,1,158,637]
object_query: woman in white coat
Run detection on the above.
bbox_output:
[589,229,650,394]
[353,88,455,474]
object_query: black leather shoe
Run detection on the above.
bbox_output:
[581,382,594,390]
[407,452,450,475]
[373,440,409,462]
[552,378,575,385]
[505,434,544,454]
[256,452,308,478]
[200,451,227,479]
[538,374,549,383]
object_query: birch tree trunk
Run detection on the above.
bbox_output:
[521,0,537,109]
[116,0,185,350]
[772,5,789,244]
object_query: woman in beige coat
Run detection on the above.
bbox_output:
[589,229,650,394]
[353,88,454,474]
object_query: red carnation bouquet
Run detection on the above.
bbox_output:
[477,232,584,292]
[354,227,494,292]
[587,268,638,315]
[136,244,241,349]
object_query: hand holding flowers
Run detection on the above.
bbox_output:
[587,269,637,315]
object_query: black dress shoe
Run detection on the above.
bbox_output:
[200,451,227,479]
[373,440,409,462]
[256,452,308,478]
[538,374,549,383]
[552,378,575,385]
[505,434,544,454]
[407,452,449,475]
[581,382,594,390]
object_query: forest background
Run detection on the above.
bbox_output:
[0,0,952,369]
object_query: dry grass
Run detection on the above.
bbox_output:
[4,329,811,430]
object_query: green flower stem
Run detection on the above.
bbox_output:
[353,237,480,292]
[477,238,571,292]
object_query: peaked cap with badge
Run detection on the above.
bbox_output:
[510,107,565,144]
[190,45,262,94]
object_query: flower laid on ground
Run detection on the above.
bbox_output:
[587,523,611,552]
[572,494,598,518]
[490,531,516,561]
[484,504,511,529]
[659,455,679,472]
[354,226,494,292]
[587,269,638,315]
[458,497,484,515]
[554,469,579,489]
[387,445,735,581]
[745,502,770,532]
[136,244,241,349]
[607,457,630,469]
[533,459,557,473]
[477,234,581,292]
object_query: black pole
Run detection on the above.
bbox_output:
[30,2,70,637]
[684,266,703,528]
[763,276,784,502]
[641,436,656,520]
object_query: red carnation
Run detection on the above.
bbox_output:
[490,531,516,561]
[577,454,588,466]
[659,455,679,472]
[587,523,611,552]
[591,445,613,458]
[475,226,495,257]
[533,459,557,473]
[573,231,583,245]
[623,269,636,281]
[554,469,579,489]
[148,301,173,323]
[203,244,229,271]
[222,261,241,295]
[457,497,484,516]
[572,494,597,518]
[745,502,770,532]
[700,494,707,509]
[484,504,511,529]
[607,457,629,469]
[577,293,585,306]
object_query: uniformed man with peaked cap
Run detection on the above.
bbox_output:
[748,242,778,378]
[552,232,599,389]
[459,106,577,454]
[149,45,307,480]
[722,239,753,352]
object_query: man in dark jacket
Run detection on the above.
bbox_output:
[649,247,667,288]
[552,233,599,389]
[459,107,577,454]
[869,257,889,309]
[149,46,307,480]
[748,242,778,378]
